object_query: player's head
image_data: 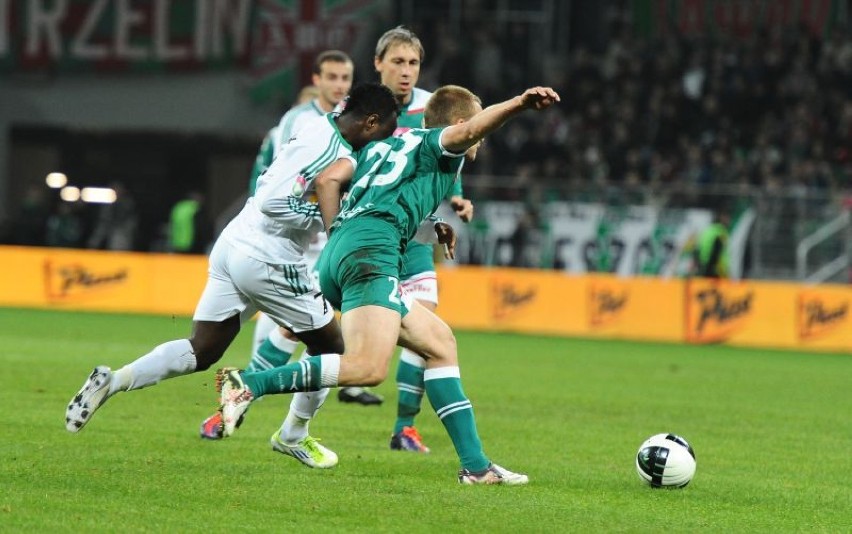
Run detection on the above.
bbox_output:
[424,85,484,160]
[338,83,399,149]
[295,85,321,106]
[312,50,354,111]
[374,26,424,105]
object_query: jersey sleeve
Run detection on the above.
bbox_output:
[426,128,466,159]
[418,129,465,182]
[253,188,324,233]
[253,143,324,233]
[249,127,277,196]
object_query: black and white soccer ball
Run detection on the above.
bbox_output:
[635,433,696,488]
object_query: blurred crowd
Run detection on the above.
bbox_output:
[409,7,852,209]
[5,3,852,254]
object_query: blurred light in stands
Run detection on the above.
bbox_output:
[45,172,68,188]
[60,186,81,202]
[81,187,117,204]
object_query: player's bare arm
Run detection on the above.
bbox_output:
[315,158,355,231]
[440,86,561,154]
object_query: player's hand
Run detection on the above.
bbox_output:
[450,196,474,222]
[519,86,560,111]
[434,221,457,260]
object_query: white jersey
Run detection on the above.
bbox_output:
[222,113,353,264]
[271,99,326,158]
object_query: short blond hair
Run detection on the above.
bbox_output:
[424,85,482,128]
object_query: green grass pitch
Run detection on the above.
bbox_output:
[2,307,850,532]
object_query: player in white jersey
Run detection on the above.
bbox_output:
[249,50,382,407]
[64,83,400,441]
[199,51,379,446]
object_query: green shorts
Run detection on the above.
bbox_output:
[317,217,409,316]
[400,241,435,280]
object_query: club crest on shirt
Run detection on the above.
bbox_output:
[292,174,307,196]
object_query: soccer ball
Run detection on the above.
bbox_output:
[635,433,696,488]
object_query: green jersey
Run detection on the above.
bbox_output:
[393,87,463,199]
[394,87,430,131]
[333,128,464,243]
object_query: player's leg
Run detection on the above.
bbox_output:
[218,257,403,436]
[391,245,436,450]
[397,302,529,485]
[66,239,251,433]
[266,321,339,468]
[336,308,386,406]
[227,304,398,399]
[200,317,299,439]
[217,222,402,435]
[391,279,437,452]
[216,259,341,466]
[250,314,299,372]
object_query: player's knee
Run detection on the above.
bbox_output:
[433,327,457,362]
[361,366,388,387]
[349,355,388,386]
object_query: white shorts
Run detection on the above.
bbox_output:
[400,271,438,305]
[304,231,327,288]
[194,238,334,333]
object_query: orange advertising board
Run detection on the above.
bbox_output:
[685,279,757,344]
[586,275,683,342]
[1,246,849,353]
[683,278,852,351]
[795,287,852,348]
[437,266,586,336]
[0,246,207,315]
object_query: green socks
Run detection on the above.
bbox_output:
[394,349,426,433]
[248,330,298,372]
[424,366,489,472]
[242,354,340,398]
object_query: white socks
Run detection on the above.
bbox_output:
[400,347,426,368]
[279,353,337,443]
[109,339,197,395]
[319,353,340,387]
[268,326,299,353]
[251,313,279,356]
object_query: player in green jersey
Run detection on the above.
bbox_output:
[372,25,475,452]
[216,84,560,484]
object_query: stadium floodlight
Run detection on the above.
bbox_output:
[45,172,68,188]
[59,186,81,202]
[81,187,117,204]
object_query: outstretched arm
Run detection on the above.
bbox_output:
[314,158,355,232]
[440,86,560,154]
